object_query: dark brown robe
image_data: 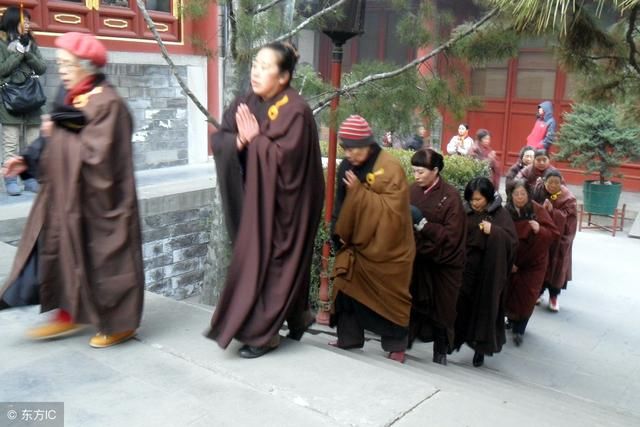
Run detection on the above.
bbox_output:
[207,87,324,348]
[1,81,144,334]
[331,150,415,328]
[505,161,525,194]
[505,202,559,321]
[409,178,466,349]
[533,184,578,290]
[453,197,517,355]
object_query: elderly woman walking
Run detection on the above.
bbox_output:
[1,32,144,348]
[330,115,415,363]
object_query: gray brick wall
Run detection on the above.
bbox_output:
[41,61,189,171]
[140,203,212,300]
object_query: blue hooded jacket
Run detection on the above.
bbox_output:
[538,101,556,150]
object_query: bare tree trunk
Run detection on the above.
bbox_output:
[200,185,232,306]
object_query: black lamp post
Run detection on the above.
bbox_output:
[300,0,366,325]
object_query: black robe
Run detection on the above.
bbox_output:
[207,87,324,348]
[409,178,466,349]
[453,196,517,355]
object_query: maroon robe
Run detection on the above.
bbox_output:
[454,197,517,355]
[409,178,466,349]
[505,202,559,320]
[515,164,560,189]
[533,184,578,290]
[207,87,324,348]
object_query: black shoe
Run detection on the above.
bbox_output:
[238,344,276,359]
[472,351,484,367]
[433,352,447,366]
[513,333,523,347]
[0,299,10,311]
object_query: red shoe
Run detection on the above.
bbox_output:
[388,351,406,364]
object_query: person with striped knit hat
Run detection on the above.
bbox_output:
[330,114,415,363]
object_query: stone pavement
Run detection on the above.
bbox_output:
[1,230,639,426]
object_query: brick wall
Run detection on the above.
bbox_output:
[41,60,190,171]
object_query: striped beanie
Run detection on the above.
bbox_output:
[338,115,375,147]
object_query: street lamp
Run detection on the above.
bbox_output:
[300,0,367,325]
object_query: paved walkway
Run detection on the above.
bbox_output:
[1,230,639,426]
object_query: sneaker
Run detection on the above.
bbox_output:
[89,330,136,348]
[4,177,21,196]
[23,178,39,193]
[549,296,560,312]
[27,322,85,340]
[536,296,543,306]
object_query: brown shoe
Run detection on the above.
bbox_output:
[27,322,86,340]
[89,330,136,348]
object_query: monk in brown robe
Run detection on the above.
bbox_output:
[0,32,144,348]
[533,169,577,312]
[409,149,466,366]
[468,129,501,191]
[330,115,415,363]
[504,180,559,346]
[515,149,561,189]
[207,42,324,358]
[505,145,535,194]
[454,177,517,367]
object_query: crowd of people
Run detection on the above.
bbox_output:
[0,26,577,371]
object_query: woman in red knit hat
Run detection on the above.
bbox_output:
[1,32,144,349]
[329,114,415,363]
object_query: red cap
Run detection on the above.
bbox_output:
[338,115,375,147]
[55,32,107,67]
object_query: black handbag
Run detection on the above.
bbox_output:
[0,73,46,114]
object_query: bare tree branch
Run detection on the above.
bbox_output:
[626,4,640,76]
[269,0,348,44]
[312,9,499,115]
[255,0,285,14]
[136,0,220,128]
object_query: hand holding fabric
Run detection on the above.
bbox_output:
[529,220,540,234]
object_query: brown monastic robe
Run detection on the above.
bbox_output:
[505,202,559,320]
[505,161,525,194]
[533,184,578,290]
[1,82,145,334]
[515,164,560,188]
[454,197,517,355]
[207,87,324,348]
[331,150,415,327]
[409,178,466,348]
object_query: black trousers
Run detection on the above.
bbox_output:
[333,292,408,352]
[511,317,530,335]
[540,282,561,297]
